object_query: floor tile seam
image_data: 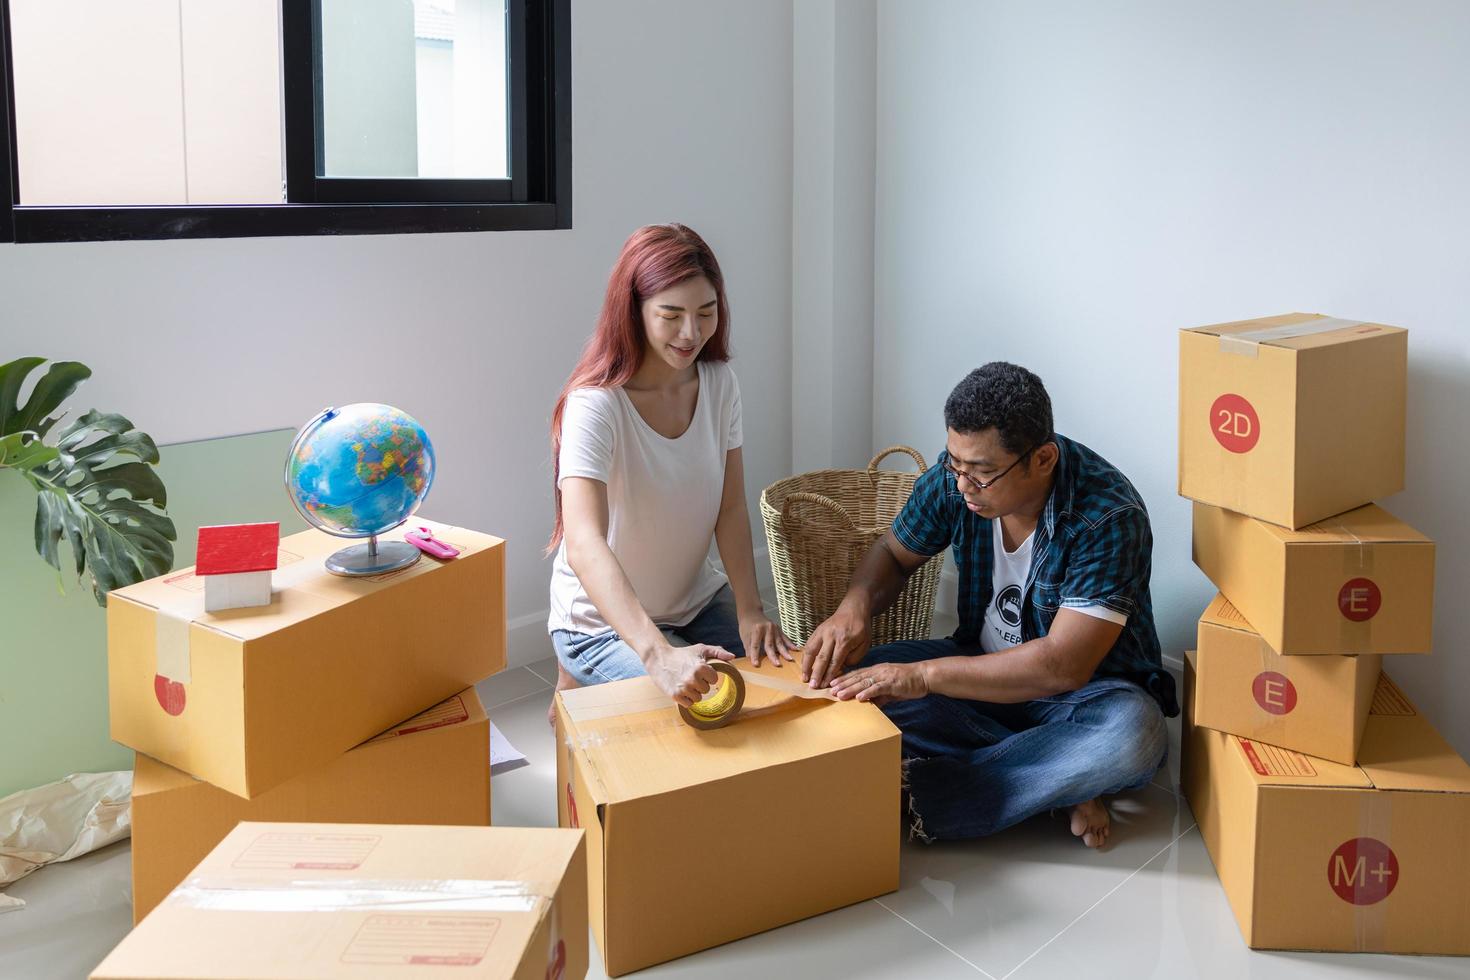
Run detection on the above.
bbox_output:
[997,820,1199,980]
[480,671,553,711]
[871,897,999,978]
[523,659,558,685]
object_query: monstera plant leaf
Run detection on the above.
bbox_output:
[0,357,176,604]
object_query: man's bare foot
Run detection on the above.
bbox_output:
[1069,798,1111,849]
[548,663,581,726]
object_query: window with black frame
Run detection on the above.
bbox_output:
[0,0,569,243]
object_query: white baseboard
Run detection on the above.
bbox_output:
[506,545,775,668]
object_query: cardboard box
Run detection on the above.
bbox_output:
[108,517,505,798]
[554,661,901,976]
[93,821,587,980]
[1178,312,1406,529]
[1193,594,1381,765]
[1183,651,1470,955]
[1192,501,1434,656]
[131,688,492,924]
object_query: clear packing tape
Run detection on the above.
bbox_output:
[562,663,837,733]
[167,876,556,914]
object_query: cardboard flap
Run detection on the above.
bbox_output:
[1358,676,1470,793]
[561,662,898,804]
[1200,593,1255,634]
[1185,313,1404,351]
[1262,503,1432,546]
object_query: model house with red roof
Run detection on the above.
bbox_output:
[196,522,280,612]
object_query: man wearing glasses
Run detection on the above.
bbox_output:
[802,362,1176,848]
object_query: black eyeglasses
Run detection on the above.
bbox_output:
[942,446,1035,492]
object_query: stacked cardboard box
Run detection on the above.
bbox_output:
[1178,313,1466,955]
[105,518,508,929]
[554,659,901,976]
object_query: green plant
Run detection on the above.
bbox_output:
[0,357,176,604]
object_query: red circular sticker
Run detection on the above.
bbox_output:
[1328,838,1399,905]
[1338,578,1382,622]
[1210,394,1260,453]
[565,782,580,829]
[545,939,567,980]
[1251,671,1298,715]
[153,674,186,716]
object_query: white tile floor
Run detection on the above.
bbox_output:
[2,657,1466,979]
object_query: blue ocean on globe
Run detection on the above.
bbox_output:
[285,404,435,538]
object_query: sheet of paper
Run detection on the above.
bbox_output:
[489,722,528,777]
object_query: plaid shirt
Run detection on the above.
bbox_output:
[892,433,1178,715]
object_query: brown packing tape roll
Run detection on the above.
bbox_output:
[678,661,747,730]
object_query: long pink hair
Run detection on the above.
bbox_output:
[547,223,732,553]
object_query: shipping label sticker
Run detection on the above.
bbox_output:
[1369,674,1415,716]
[1338,578,1381,622]
[1328,838,1399,905]
[233,832,381,870]
[1251,671,1297,716]
[1237,737,1317,777]
[1210,393,1260,454]
[342,914,500,966]
[368,694,471,743]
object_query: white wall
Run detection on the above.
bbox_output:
[874,0,1470,754]
[2,0,793,666]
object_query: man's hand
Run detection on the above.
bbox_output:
[740,612,795,667]
[800,607,871,689]
[646,643,735,707]
[829,660,929,706]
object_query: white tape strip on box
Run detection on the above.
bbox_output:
[1218,316,1364,357]
[153,554,326,686]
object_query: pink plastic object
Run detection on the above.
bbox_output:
[404,526,461,560]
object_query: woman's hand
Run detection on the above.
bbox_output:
[829,660,929,706]
[646,643,735,707]
[741,612,794,667]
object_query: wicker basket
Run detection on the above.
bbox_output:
[760,446,943,648]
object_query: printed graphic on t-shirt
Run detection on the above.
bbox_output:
[987,584,1024,646]
[981,522,1034,653]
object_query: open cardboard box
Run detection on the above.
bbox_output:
[553,660,900,976]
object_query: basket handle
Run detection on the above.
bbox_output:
[780,491,857,531]
[867,445,927,476]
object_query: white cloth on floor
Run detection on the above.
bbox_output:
[0,771,132,913]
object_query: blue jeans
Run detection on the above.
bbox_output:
[862,639,1169,842]
[551,584,745,684]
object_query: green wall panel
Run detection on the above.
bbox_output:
[0,428,305,798]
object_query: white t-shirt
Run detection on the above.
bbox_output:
[548,360,742,636]
[979,519,1128,654]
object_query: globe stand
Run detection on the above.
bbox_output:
[324,534,420,577]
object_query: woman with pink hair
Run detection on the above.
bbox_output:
[546,224,791,718]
